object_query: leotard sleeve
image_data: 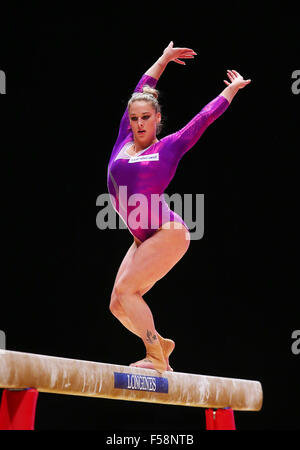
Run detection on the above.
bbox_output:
[161,95,230,165]
[113,74,158,151]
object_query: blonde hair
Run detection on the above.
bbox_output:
[128,85,163,134]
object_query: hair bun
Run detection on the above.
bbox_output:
[142,85,159,99]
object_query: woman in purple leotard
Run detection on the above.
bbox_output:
[108,42,251,373]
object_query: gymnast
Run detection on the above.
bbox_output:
[108,41,251,373]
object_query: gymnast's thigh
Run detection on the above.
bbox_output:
[112,240,137,290]
[115,224,190,295]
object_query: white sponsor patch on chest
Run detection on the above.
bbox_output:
[129,153,159,163]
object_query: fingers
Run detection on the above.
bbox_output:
[170,44,196,53]
[180,47,197,53]
[180,49,197,56]
[175,50,197,63]
[166,41,197,57]
[169,43,197,55]
[227,70,236,81]
[227,69,249,80]
[224,69,252,88]
[166,42,197,65]
[179,54,196,60]
[174,58,186,65]
[175,49,197,57]
[172,47,197,65]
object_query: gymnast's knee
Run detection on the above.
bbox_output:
[109,283,131,316]
[109,289,123,317]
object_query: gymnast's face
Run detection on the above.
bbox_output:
[129,101,161,146]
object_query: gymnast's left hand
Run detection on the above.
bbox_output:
[224,70,251,89]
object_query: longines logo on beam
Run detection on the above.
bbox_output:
[114,372,168,393]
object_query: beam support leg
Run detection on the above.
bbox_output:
[0,388,38,430]
[205,408,236,430]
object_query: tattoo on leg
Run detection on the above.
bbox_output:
[146,329,157,344]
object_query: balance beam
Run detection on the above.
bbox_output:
[0,350,262,411]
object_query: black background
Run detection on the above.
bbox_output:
[1,1,299,431]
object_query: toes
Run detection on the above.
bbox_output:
[130,359,154,369]
[130,358,167,373]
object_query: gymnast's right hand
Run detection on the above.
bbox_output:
[162,41,197,66]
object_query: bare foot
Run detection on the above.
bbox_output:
[158,337,175,372]
[130,338,175,373]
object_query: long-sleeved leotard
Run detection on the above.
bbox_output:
[107,74,229,242]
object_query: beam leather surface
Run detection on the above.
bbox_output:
[0,350,263,411]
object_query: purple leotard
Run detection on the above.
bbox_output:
[107,74,229,242]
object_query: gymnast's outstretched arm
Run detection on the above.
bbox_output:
[161,69,252,162]
[114,43,197,149]
[145,41,197,80]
